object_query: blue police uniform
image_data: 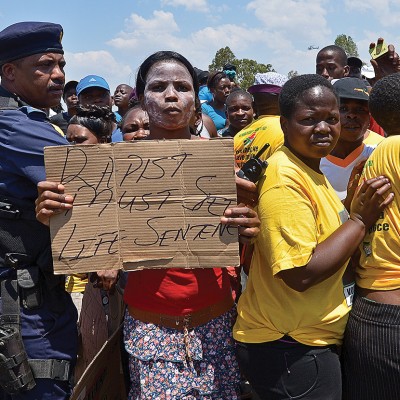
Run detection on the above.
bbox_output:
[0,22,78,400]
[0,101,78,400]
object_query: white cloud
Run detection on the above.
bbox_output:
[344,0,400,26]
[161,0,209,13]
[344,0,376,11]
[107,12,273,71]
[125,10,179,35]
[107,11,179,50]
[242,0,334,75]
[247,0,330,43]
[64,50,133,92]
[105,5,329,79]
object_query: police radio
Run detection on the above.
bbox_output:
[236,143,269,183]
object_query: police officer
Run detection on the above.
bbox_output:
[0,22,78,399]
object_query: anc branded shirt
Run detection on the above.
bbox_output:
[234,146,351,346]
[358,136,400,290]
[234,115,284,168]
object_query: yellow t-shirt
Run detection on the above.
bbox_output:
[234,146,351,346]
[234,115,284,168]
[357,136,400,290]
[363,129,385,146]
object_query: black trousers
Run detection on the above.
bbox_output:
[342,295,400,400]
[236,338,341,400]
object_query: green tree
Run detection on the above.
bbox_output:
[236,58,273,90]
[209,46,237,72]
[209,47,274,90]
[334,34,359,57]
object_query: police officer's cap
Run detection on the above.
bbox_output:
[0,21,64,65]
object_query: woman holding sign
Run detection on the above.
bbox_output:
[36,51,260,399]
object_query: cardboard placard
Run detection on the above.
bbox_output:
[44,140,239,274]
[70,325,126,400]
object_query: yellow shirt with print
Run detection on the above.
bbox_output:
[234,146,351,346]
[234,115,284,168]
[358,136,400,290]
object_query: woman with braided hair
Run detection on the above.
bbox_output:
[66,104,116,144]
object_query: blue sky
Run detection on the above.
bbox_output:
[1,0,400,92]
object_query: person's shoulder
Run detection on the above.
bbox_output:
[363,129,385,146]
[374,135,400,153]
[18,106,49,122]
[267,146,287,163]
[260,149,298,191]
[218,127,232,137]
[363,136,400,178]
[3,107,66,142]
[238,115,281,134]
[50,112,66,123]
[0,107,36,128]
[201,102,212,110]
[269,147,314,179]
[235,119,263,140]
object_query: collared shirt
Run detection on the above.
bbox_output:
[0,105,68,202]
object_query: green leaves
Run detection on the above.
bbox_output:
[334,34,359,57]
[208,46,274,90]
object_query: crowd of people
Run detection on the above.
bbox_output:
[1,20,400,400]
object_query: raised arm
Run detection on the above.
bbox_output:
[370,38,400,81]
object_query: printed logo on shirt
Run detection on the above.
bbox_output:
[238,124,268,139]
[363,241,372,257]
[243,132,257,147]
[368,222,390,234]
[343,283,355,307]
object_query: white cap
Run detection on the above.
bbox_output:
[361,65,375,79]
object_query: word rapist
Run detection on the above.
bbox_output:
[44,140,239,273]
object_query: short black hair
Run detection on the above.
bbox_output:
[69,105,115,142]
[136,51,199,97]
[223,63,236,72]
[369,73,400,134]
[63,80,78,100]
[317,45,348,67]
[207,71,228,90]
[279,74,338,119]
[225,89,253,107]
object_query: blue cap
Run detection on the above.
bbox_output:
[0,21,63,65]
[76,75,110,96]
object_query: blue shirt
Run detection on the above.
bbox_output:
[199,85,213,103]
[0,106,68,202]
[114,111,122,123]
[201,102,226,130]
[112,127,123,142]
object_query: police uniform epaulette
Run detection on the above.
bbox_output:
[0,85,25,109]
